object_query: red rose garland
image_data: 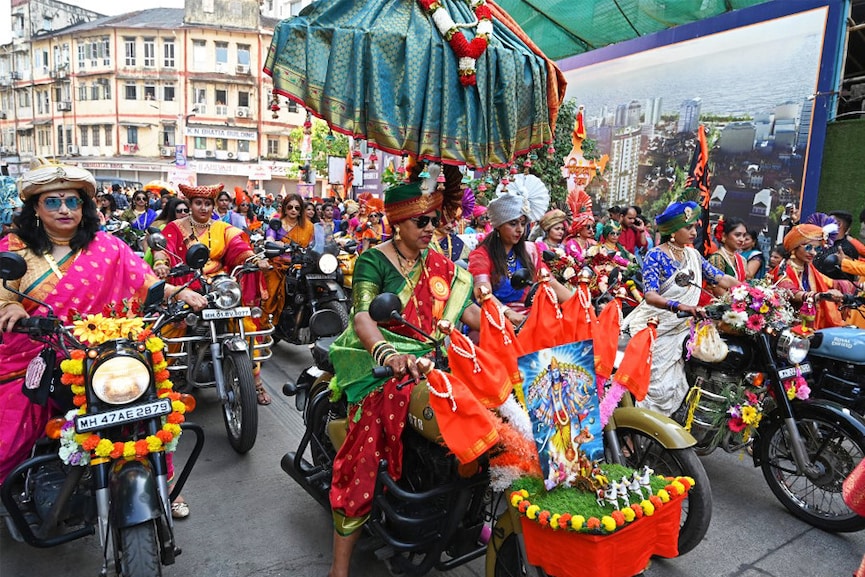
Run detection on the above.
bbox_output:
[419,0,493,86]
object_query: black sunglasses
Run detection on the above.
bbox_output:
[410,215,440,228]
[176,207,190,213]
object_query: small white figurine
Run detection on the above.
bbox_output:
[604,483,621,510]
[628,473,644,500]
[617,476,631,507]
[638,466,654,496]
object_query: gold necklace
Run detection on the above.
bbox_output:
[667,241,685,260]
[47,234,71,246]
[189,216,211,231]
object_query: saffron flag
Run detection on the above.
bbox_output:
[685,125,712,256]
[344,147,354,196]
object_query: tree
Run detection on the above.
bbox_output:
[288,119,350,177]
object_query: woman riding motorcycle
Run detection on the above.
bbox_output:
[621,201,739,416]
[0,159,205,481]
[326,178,482,577]
[150,182,270,404]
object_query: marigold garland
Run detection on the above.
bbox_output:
[57,313,187,467]
[509,474,695,535]
[418,0,493,86]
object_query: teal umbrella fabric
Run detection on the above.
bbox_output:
[263,0,566,169]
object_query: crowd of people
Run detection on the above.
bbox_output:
[3,159,865,576]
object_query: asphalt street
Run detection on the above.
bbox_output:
[2,341,864,577]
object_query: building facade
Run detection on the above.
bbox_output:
[0,0,312,195]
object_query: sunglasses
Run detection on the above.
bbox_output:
[176,207,190,214]
[134,196,147,202]
[802,244,821,253]
[240,203,249,207]
[409,215,440,228]
[42,196,83,211]
[285,204,301,211]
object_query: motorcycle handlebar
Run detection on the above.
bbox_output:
[372,365,394,379]
[13,316,60,335]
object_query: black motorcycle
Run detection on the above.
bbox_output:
[148,236,277,454]
[677,282,865,532]
[0,252,204,577]
[268,220,350,346]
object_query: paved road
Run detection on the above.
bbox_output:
[2,341,864,576]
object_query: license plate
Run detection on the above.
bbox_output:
[75,398,172,433]
[778,363,811,380]
[201,306,251,320]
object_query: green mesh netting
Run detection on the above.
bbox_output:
[495,0,773,60]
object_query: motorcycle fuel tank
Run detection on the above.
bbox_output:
[810,327,865,364]
[686,333,753,373]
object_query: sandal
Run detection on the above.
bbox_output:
[171,500,190,519]
[256,384,272,405]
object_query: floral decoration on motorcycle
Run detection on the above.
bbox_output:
[56,309,188,467]
[710,280,796,335]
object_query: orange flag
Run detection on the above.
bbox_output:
[612,321,657,402]
[560,282,596,343]
[478,288,524,405]
[421,362,499,465]
[516,271,565,355]
[439,320,510,408]
[593,298,622,383]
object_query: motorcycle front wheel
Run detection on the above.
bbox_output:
[613,427,713,556]
[492,533,547,577]
[758,414,865,532]
[222,350,259,454]
[119,520,162,577]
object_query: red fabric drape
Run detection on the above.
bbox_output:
[447,329,510,408]
[560,283,596,343]
[517,281,564,354]
[593,299,621,383]
[479,297,524,392]
[612,324,657,402]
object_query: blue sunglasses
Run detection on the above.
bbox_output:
[42,197,83,211]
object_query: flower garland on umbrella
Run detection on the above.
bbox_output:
[419,0,493,86]
[56,311,188,466]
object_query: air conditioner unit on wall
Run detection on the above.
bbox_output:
[160,146,173,157]
[67,145,79,156]
[236,64,250,75]
[226,151,235,159]
[205,150,214,158]
[57,101,72,112]
[235,107,249,118]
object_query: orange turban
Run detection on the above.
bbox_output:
[783,224,823,253]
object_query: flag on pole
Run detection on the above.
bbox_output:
[343,146,354,197]
[685,125,712,256]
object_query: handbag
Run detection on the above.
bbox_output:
[21,347,60,407]
[843,458,865,517]
[690,321,729,363]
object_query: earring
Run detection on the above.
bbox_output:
[394,227,401,241]
[36,215,41,228]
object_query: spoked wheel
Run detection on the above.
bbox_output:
[119,521,163,577]
[758,414,865,532]
[614,426,713,556]
[222,350,259,454]
[492,533,547,577]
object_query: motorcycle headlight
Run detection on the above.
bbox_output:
[91,356,151,405]
[776,329,810,365]
[318,253,338,275]
[211,277,242,309]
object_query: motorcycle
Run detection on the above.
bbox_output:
[281,287,712,577]
[676,275,865,532]
[333,233,359,299]
[0,252,204,577]
[807,293,865,414]
[268,220,350,346]
[147,234,276,454]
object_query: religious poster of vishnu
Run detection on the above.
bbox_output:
[519,341,605,491]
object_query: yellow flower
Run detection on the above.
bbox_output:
[164,423,181,437]
[73,314,111,344]
[622,508,635,522]
[146,435,163,452]
[549,514,560,530]
[786,385,797,400]
[95,439,114,457]
[526,505,540,520]
[117,317,144,339]
[570,515,585,530]
[510,494,523,508]
[146,337,165,352]
[741,405,758,424]
[671,481,685,495]
[759,303,770,314]
[657,489,670,503]
[60,358,84,375]
[122,441,136,459]
[171,400,186,414]
[601,516,617,532]
[640,500,655,516]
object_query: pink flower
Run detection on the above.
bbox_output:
[746,314,765,332]
[795,381,811,400]
[745,391,760,405]
[728,417,747,432]
[732,300,747,313]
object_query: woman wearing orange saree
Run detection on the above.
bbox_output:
[262,193,315,336]
[0,160,205,481]
[776,224,854,330]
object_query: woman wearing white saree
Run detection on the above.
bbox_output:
[621,201,739,416]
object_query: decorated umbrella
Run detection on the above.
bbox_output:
[263,0,566,169]
[142,180,175,194]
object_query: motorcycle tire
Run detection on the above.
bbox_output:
[319,300,350,335]
[119,520,163,577]
[758,414,865,532]
[613,426,713,556]
[492,532,548,577]
[222,350,259,454]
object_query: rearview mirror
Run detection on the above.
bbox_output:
[143,280,165,311]
[368,293,402,323]
[185,243,210,270]
[269,218,282,231]
[0,252,27,282]
[147,231,167,251]
[542,250,557,263]
[510,268,532,291]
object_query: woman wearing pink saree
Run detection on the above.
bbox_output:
[0,159,205,482]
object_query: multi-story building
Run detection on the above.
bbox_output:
[607,124,641,206]
[677,97,702,134]
[0,0,309,195]
[719,121,757,154]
